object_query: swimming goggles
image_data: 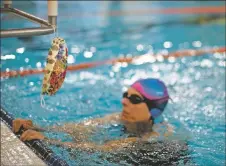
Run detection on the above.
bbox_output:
[122,91,157,111]
[122,92,145,104]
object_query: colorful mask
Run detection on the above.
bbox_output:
[41,37,68,97]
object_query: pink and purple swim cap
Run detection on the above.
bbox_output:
[131,78,169,118]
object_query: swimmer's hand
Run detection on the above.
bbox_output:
[13,118,46,133]
[20,130,45,141]
[13,118,33,133]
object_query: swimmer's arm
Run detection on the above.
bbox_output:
[13,113,121,135]
[160,121,174,137]
[12,118,83,134]
[20,130,150,152]
[44,139,101,151]
[84,112,121,125]
[141,122,175,141]
[48,112,121,133]
[13,118,94,143]
[101,137,138,151]
[45,137,139,152]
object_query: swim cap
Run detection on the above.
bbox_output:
[131,78,169,118]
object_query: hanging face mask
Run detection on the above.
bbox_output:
[41,37,68,107]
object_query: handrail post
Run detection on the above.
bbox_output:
[48,0,57,27]
[3,0,12,8]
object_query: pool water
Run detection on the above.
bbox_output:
[1,1,225,166]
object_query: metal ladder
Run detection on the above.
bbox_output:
[0,0,57,38]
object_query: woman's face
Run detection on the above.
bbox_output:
[120,87,151,123]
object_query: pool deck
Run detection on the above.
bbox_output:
[1,121,46,166]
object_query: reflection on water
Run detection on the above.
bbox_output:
[63,140,193,166]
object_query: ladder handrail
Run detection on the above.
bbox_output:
[0,4,57,38]
[1,7,51,27]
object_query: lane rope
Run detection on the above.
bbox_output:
[1,46,225,78]
[62,6,225,18]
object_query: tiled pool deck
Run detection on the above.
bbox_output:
[1,121,46,166]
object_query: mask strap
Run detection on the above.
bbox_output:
[40,94,45,108]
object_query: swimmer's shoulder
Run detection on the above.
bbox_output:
[152,121,174,137]
[80,112,121,126]
[152,121,191,141]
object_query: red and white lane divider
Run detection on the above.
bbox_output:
[1,46,225,78]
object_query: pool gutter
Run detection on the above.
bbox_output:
[1,121,47,166]
[0,108,69,166]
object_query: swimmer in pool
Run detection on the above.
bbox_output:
[13,78,174,152]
